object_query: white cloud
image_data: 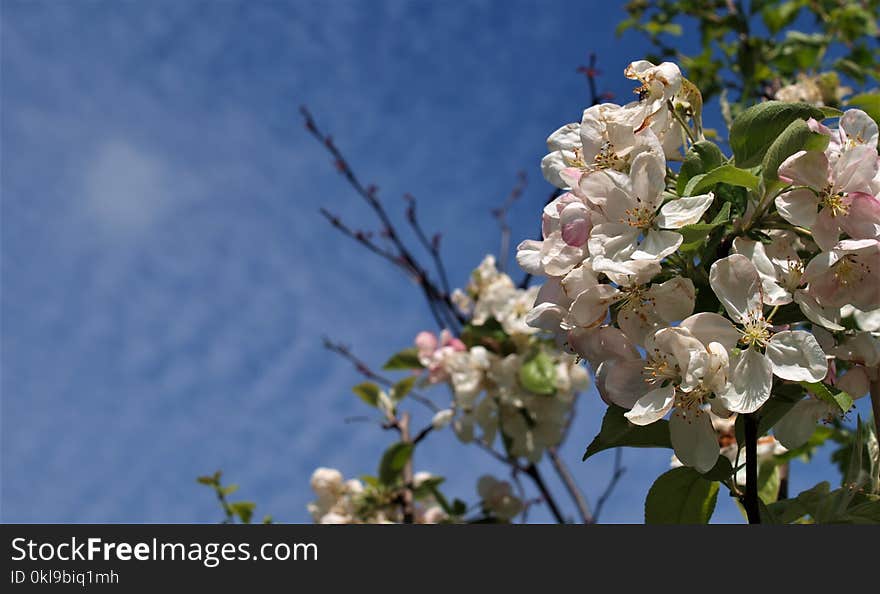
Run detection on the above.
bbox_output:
[84,140,174,236]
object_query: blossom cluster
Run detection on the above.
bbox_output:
[307,467,448,524]
[307,467,523,524]
[417,256,590,462]
[517,60,880,473]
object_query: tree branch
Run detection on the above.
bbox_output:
[323,338,441,412]
[592,448,625,522]
[741,413,762,524]
[301,106,463,331]
[547,447,593,524]
[523,463,566,524]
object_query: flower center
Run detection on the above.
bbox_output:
[819,185,849,217]
[565,143,629,173]
[622,199,655,230]
[780,258,804,291]
[619,285,650,310]
[594,141,628,170]
[740,313,771,349]
[643,355,679,385]
[834,255,869,286]
[674,389,709,413]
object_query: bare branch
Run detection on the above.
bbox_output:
[301,106,463,332]
[323,338,441,412]
[592,448,626,522]
[547,447,593,524]
[491,171,527,272]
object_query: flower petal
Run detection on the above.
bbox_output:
[679,312,741,351]
[604,358,652,409]
[588,222,639,262]
[719,347,772,414]
[731,238,791,305]
[648,276,696,322]
[560,202,592,247]
[515,239,544,275]
[569,284,620,328]
[624,384,675,426]
[832,143,879,195]
[709,254,763,324]
[777,149,829,189]
[840,108,879,148]
[812,207,842,251]
[630,148,666,211]
[775,189,818,229]
[765,330,828,382]
[670,411,720,473]
[841,192,880,242]
[632,229,682,260]
[794,290,844,331]
[655,193,715,229]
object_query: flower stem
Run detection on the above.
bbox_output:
[742,413,761,524]
[667,99,697,144]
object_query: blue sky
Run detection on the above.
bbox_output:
[1,0,865,524]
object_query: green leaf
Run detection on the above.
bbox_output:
[818,106,844,119]
[840,496,880,523]
[518,351,556,395]
[645,467,720,524]
[197,470,222,486]
[799,381,853,414]
[701,455,735,482]
[711,202,732,225]
[352,382,382,407]
[758,463,781,504]
[683,164,760,196]
[382,347,424,371]
[229,501,256,524]
[761,1,801,35]
[843,418,865,489]
[390,376,417,402]
[677,140,725,195]
[378,442,414,485]
[644,21,682,37]
[359,475,380,488]
[678,220,725,245]
[220,484,239,497]
[730,101,825,167]
[451,499,468,516]
[758,499,780,524]
[460,317,513,354]
[583,405,672,460]
[761,118,830,188]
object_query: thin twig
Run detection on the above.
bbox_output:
[404,194,454,311]
[323,338,441,412]
[491,171,527,272]
[592,448,625,522]
[524,463,566,524]
[547,447,593,524]
[301,106,463,331]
